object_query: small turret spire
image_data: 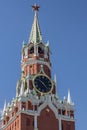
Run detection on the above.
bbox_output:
[67,89,72,104]
[20,81,25,96]
[29,4,43,44]
[54,74,57,85]
[2,100,6,115]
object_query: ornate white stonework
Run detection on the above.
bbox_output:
[21,59,51,70]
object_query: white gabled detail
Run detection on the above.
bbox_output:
[38,95,58,119]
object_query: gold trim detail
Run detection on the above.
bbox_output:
[32,74,53,94]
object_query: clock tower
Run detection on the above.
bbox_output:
[0,4,75,130]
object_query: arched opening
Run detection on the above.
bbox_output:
[29,46,34,54]
[38,46,43,54]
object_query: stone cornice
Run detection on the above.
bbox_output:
[21,59,51,70]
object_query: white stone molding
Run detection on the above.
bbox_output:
[21,59,51,70]
[60,116,75,122]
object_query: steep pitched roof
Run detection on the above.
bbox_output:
[29,11,43,44]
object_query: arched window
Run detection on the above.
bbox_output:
[38,46,43,54]
[62,109,65,115]
[30,46,34,54]
[28,101,33,110]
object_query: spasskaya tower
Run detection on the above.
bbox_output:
[0,4,75,130]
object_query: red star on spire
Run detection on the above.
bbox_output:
[32,4,40,11]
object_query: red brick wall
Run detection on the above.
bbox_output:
[61,120,75,130]
[21,113,34,130]
[5,115,20,130]
[37,106,59,130]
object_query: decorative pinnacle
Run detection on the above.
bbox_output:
[67,89,72,104]
[32,4,40,11]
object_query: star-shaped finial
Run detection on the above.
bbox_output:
[32,4,40,11]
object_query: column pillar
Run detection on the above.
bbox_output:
[59,118,62,130]
[44,47,47,58]
[34,45,37,56]
[34,113,38,130]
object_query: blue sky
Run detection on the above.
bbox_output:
[0,0,87,130]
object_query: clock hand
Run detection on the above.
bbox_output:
[37,79,48,89]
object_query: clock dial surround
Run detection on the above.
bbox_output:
[33,74,53,94]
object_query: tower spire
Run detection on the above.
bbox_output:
[29,4,43,44]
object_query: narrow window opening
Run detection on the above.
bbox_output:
[38,47,43,54]
[30,46,34,54]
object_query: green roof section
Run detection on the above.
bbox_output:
[29,10,43,44]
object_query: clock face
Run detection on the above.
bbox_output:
[33,74,53,94]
